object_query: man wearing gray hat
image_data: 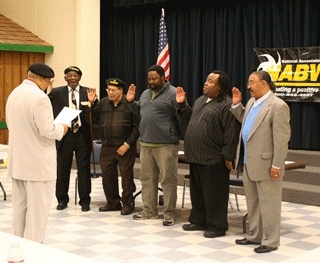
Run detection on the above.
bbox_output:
[6,62,68,243]
[48,66,92,212]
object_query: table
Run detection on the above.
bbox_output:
[0,231,96,263]
[284,160,306,170]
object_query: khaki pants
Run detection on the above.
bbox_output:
[139,144,178,218]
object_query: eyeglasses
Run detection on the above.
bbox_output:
[247,80,262,87]
[106,88,120,93]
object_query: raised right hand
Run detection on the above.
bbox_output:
[126,84,136,102]
[232,87,242,105]
[87,88,97,103]
[176,86,186,104]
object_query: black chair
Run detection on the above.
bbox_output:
[229,169,244,211]
[229,169,249,233]
[0,181,6,201]
[90,140,102,178]
[181,174,190,208]
[0,158,7,201]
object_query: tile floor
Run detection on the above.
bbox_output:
[1,168,320,262]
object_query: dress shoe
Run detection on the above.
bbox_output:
[235,238,260,245]
[182,223,206,231]
[91,174,100,178]
[99,203,122,212]
[203,230,226,238]
[56,203,67,210]
[121,205,133,215]
[254,245,278,253]
[81,204,90,212]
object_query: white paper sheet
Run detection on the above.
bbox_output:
[54,106,81,125]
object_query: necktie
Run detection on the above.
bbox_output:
[71,89,79,133]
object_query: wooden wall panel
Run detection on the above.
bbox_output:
[0,51,45,144]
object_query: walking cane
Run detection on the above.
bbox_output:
[82,100,98,178]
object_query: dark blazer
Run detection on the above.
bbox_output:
[48,85,92,150]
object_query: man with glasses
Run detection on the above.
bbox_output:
[231,70,291,253]
[87,78,139,215]
[48,66,92,212]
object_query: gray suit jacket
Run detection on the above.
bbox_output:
[231,92,291,180]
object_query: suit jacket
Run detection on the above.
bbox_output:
[48,85,92,150]
[6,80,64,181]
[231,92,291,180]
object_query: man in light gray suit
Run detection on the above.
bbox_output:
[230,70,291,253]
[6,62,68,243]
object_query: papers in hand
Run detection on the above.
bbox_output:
[54,106,82,125]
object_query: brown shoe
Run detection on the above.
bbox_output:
[99,203,122,212]
[121,205,133,215]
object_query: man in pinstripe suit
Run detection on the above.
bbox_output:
[177,70,241,238]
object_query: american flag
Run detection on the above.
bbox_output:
[157,8,170,80]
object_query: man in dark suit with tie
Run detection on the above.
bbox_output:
[48,66,92,212]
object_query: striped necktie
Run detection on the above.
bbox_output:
[71,88,79,133]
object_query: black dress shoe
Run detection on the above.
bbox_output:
[91,174,100,178]
[182,223,206,231]
[235,238,260,245]
[121,205,133,215]
[81,204,90,212]
[99,203,122,212]
[203,230,226,238]
[56,203,67,210]
[254,245,278,253]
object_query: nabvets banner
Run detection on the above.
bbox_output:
[253,46,320,102]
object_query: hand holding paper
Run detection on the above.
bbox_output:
[54,106,82,125]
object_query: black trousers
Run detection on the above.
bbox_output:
[56,129,91,206]
[188,161,230,232]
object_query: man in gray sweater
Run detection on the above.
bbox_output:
[126,64,188,226]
